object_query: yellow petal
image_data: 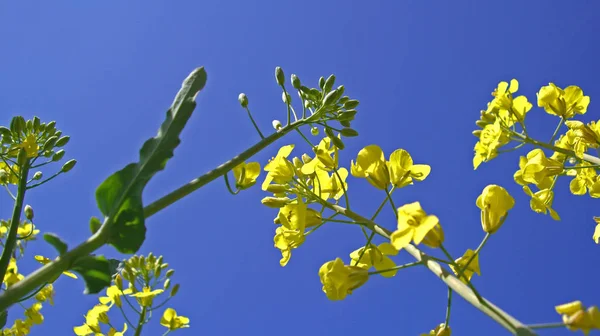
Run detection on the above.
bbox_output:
[413,215,440,245]
[390,227,413,250]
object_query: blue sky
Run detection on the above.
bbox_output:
[1,1,600,335]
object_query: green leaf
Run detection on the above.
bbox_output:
[0,310,7,329]
[89,216,102,234]
[71,255,114,294]
[95,67,207,254]
[43,233,68,256]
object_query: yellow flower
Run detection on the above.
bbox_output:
[555,301,600,335]
[473,120,510,169]
[318,258,369,301]
[450,249,481,284]
[351,145,390,190]
[232,161,260,190]
[487,79,532,125]
[130,286,164,307]
[35,284,55,305]
[387,149,431,188]
[349,242,398,277]
[4,258,24,287]
[476,184,515,234]
[34,255,78,279]
[518,149,563,186]
[421,323,451,336]
[390,202,440,250]
[106,323,128,336]
[24,302,43,325]
[11,319,31,336]
[523,186,560,220]
[568,166,597,196]
[552,129,588,161]
[312,167,348,200]
[0,162,19,185]
[17,223,39,240]
[74,304,110,335]
[593,217,600,244]
[12,133,40,158]
[274,202,321,229]
[566,120,600,147]
[301,137,339,175]
[273,199,309,266]
[99,285,132,308]
[537,83,590,119]
[262,145,296,190]
[161,308,190,330]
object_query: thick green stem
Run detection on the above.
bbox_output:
[0,159,30,285]
[133,306,147,336]
[0,121,305,311]
[319,203,536,336]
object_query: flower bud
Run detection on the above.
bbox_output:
[0,171,7,184]
[42,136,58,151]
[472,130,482,138]
[275,67,285,86]
[476,184,515,234]
[340,128,358,137]
[266,184,289,194]
[421,224,444,248]
[61,159,77,172]
[33,171,43,180]
[311,127,319,136]
[115,274,123,290]
[292,157,303,169]
[291,74,301,89]
[261,196,291,208]
[272,120,282,131]
[318,76,325,90]
[24,205,34,221]
[343,100,359,109]
[163,278,171,290]
[170,284,180,297]
[282,92,292,104]
[165,269,175,278]
[323,89,339,106]
[324,74,335,92]
[55,136,70,147]
[238,93,248,108]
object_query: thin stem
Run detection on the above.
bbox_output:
[121,290,142,315]
[305,213,338,236]
[445,288,453,327]
[322,218,360,224]
[353,231,375,266]
[282,87,293,124]
[549,118,565,144]
[4,185,16,200]
[150,297,171,312]
[384,187,398,219]
[223,174,239,195]
[461,233,490,274]
[0,157,29,286]
[367,261,422,275]
[295,129,315,149]
[118,303,136,330]
[133,306,147,336]
[371,187,394,221]
[564,165,600,170]
[333,168,350,210]
[528,322,567,330]
[26,170,62,189]
[244,107,265,139]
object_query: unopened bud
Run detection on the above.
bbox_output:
[291,74,301,89]
[165,269,175,278]
[323,74,335,92]
[261,196,291,208]
[472,130,482,138]
[115,274,123,290]
[339,128,358,137]
[343,100,360,109]
[33,171,43,180]
[0,171,8,184]
[301,153,313,164]
[55,136,70,147]
[163,279,171,290]
[422,224,444,248]
[266,184,289,194]
[275,67,285,86]
[282,92,292,104]
[310,127,319,136]
[475,120,488,128]
[24,205,34,221]
[238,93,248,108]
[61,159,76,172]
[272,120,282,131]
[323,89,339,106]
[170,284,180,297]
[52,149,65,162]
[156,256,163,265]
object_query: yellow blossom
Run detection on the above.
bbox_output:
[12,133,40,158]
[568,166,598,196]
[0,162,19,185]
[351,145,390,189]
[390,202,440,250]
[73,304,110,335]
[99,285,132,308]
[11,319,31,336]
[566,120,600,147]
[486,79,532,125]
[106,323,128,336]
[17,223,39,240]
[262,145,296,190]
[301,137,338,175]
[518,149,563,186]
[312,167,348,200]
[161,308,190,330]
[450,249,481,284]
[130,286,164,307]
[34,255,78,279]
[24,302,43,325]
[473,120,510,169]
[387,149,431,188]
[476,184,515,234]
[35,284,55,305]
[537,83,590,119]
[555,300,600,335]
[350,242,398,277]
[552,129,588,161]
[593,217,600,244]
[232,161,260,190]
[273,199,308,266]
[421,323,451,336]
[523,186,560,220]
[318,258,369,301]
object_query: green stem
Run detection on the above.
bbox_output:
[26,170,62,189]
[223,173,240,195]
[315,202,534,335]
[133,306,147,336]
[295,128,315,148]
[461,233,490,274]
[353,231,375,266]
[0,158,29,285]
[367,261,422,275]
[384,187,398,219]
[549,118,565,144]
[118,303,136,330]
[528,322,567,330]
[445,288,453,327]
[244,107,265,139]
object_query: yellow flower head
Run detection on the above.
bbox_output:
[487,79,532,125]
[473,120,510,169]
[74,304,110,335]
[318,258,369,301]
[569,165,597,196]
[390,202,440,250]
[351,145,390,190]
[566,120,600,147]
[35,284,55,305]
[301,137,338,175]
[99,285,132,308]
[517,149,563,187]
[523,186,560,220]
[161,308,190,330]
[130,286,164,307]
[555,301,600,335]
[387,149,431,188]
[350,242,398,277]
[274,226,305,267]
[12,133,40,158]
[274,201,321,229]
[107,323,128,336]
[450,249,481,284]
[232,161,260,190]
[17,223,39,241]
[421,323,451,336]
[537,83,590,119]
[312,167,348,200]
[24,302,43,325]
[262,145,296,190]
[0,162,19,185]
[476,184,515,234]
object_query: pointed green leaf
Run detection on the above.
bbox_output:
[95,67,207,254]
[71,255,113,294]
[43,233,68,256]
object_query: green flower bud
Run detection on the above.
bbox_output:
[323,90,339,106]
[292,157,303,169]
[301,153,313,164]
[0,126,10,137]
[324,74,335,92]
[310,127,319,136]
[343,100,360,109]
[165,269,175,278]
[61,159,77,172]
[261,196,291,208]
[33,171,43,180]
[156,256,163,266]
[160,263,169,270]
[291,74,301,89]
[265,184,289,194]
[475,120,488,128]
[340,128,359,137]
[163,278,171,290]
[33,116,40,132]
[275,67,285,86]
[52,149,65,162]
[272,120,282,131]
[0,171,7,184]
[238,93,248,108]
[170,284,180,297]
[24,205,34,221]
[55,136,70,147]
[318,76,325,90]
[472,130,482,138]
[115,274,123,290]
[282,92,292,104]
